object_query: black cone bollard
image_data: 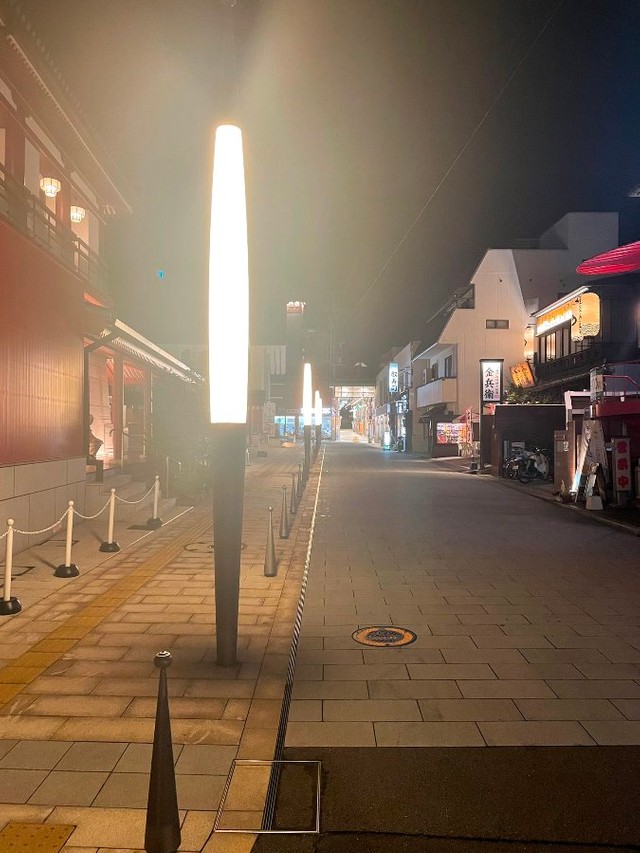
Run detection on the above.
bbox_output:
[279,485,290,539]
[145,651,180,853]
[297,463,304,499]
[264,506,277,577]
[290,472,298,516]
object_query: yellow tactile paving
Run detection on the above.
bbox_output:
[0,515,211,712]
[0,822,75,853]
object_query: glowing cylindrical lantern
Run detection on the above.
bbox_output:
[208,124,249,424]
[40,177,61,197]
[303,363,313,427]
[571,292,600,341]
[70,205,86,223]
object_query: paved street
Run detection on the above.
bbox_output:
[1,440,640,850]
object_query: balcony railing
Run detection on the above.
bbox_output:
[534,343,604,381]
[0,166,108,295]
[416,376,457,409]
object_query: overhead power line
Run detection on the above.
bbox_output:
[358,0,566,305]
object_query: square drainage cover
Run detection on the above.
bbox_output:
[213,759,320,834]
[0,823,75,852]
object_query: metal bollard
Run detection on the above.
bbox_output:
[297,463,304,499]
[279,486,290,539]
[55,501,80,578]
[264,506,277,577]
[147,475,163,530]
[144,651,181,853]
[100,488,121,553]
[290,472,298,516]
[0,519,21,615]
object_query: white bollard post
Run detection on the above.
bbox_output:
[147,476,163,530]
[100,488,120,553]
[55,501,79,578]
[0,519,21,615]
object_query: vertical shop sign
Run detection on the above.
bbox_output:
[480,360,503,405]
[388,362,399,394]
[612,437,631,493]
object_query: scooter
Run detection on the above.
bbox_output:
[517,448,552,483]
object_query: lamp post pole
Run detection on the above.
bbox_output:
[209,124,249,668]
[303,362,312,482]
[314,391,322,455]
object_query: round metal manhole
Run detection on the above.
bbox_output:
[184,542,247,552]
[352,626,417,647]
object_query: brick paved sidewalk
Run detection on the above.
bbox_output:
[0,442,317,852]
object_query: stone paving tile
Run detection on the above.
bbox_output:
[289,700,323,721]
[291,681,369,700]
[286,721,375,747]
[367,680,463,700]
[46,806,147,848]
[526,689,631,716]
[0,740,71,769]
[488,663,585,680]
[374,721,484,747]
[581,720,640,744]
[55,742,128,772]
[458,680,556,699]
[407,663,496,680]
[479,721,595,745]
[418,699,522,721]
[29,770,109,806]
[0,769,48,802]
[611,699,640,719]
[547,680,640,699]
[322,664,409,680]
[323,699,421,721]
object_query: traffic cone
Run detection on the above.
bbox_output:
[290,472,298,515]
[144,651,180,853]
[264,506,277,577]
[279,486,290,539]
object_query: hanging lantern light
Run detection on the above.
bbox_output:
[39,177,61,198]
[70,205,86,223]
[571,292,600,341]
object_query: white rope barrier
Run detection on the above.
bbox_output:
[74,495,112,521]
[13,508,69,537]
[114,482,156,505]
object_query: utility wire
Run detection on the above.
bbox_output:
[358,0,566,304]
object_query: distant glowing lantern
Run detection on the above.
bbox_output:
[523,325,535,361]
[70,205,86,223]
[39,177,61,198]
[571,292,600,341]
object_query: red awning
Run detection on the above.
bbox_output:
[577,240,640,276]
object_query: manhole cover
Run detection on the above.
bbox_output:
[352,626,417,647]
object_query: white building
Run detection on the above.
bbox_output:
[411,213,619,454]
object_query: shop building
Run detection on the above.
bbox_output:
[409,213,618,456]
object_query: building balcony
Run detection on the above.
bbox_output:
[416,376,457,409]
[0,167,109,299]
[534,343,604,383]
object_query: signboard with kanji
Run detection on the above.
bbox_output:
[612,437,632,493]
[480,359,503,405]
[388,362,399,394]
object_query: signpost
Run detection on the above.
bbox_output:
[478,359,503,471]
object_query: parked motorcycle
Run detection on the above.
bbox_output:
[503,450,527,479]
[517,448,553,483]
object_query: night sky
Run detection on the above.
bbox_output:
[16,0,640,366]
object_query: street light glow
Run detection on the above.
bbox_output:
[208,124,249,424]
[303,362,313,426]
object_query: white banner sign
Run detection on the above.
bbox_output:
[389,362,399,394]
[480,360,503,404]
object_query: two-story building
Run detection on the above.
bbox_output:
[410,213,619,455]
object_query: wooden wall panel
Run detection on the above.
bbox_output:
[0,219,84,464]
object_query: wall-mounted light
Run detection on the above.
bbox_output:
[70,205,86,223]
[40,177,61,197]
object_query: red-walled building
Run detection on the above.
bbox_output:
[0,1,198,548]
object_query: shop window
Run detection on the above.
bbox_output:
[545,332,556,361]
[486,319,509,329]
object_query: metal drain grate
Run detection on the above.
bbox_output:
[352,626,417,647]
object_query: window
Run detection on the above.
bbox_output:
[486,319,510,329]
[431,363,439,381]
[444,355,453,377]
[545,332,556,361]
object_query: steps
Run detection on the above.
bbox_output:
[84,469,177,522]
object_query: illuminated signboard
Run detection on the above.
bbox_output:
[571,292,600,341]
[436,422,466,444]
[389,362,399,394]
[612,437,631,493]
[480,359,503,404]
[536,305,572,336]
[510,362,535,388]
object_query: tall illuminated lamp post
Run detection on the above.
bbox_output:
[303,362,313,483]
[314,390,322,455]
[209,124,249,667]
